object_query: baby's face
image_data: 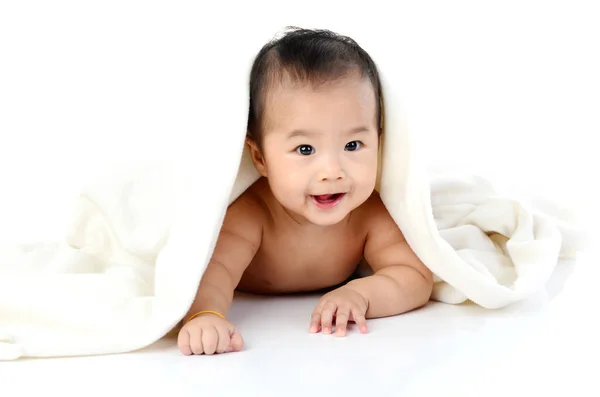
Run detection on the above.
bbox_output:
[254,75,379,226]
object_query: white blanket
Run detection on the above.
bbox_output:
[0,25,585,360]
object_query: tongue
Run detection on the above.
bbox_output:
[315,194,337,202]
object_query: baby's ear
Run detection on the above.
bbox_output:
[246,137,267,177]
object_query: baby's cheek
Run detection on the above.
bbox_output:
[270,175,302,203]
[355,164,377,185]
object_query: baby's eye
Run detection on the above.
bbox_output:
[296,145,315,156]
[345,141,362,151]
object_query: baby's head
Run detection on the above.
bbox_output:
[247,27,383,226]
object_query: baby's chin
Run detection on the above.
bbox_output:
[302,210,348,226]
[303,201,358,226]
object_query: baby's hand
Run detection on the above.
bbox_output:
[310,286,368,336]
[177,313,244,355]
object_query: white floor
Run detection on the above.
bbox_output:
[2,253,598,397]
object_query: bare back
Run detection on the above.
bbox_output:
[236,178,375,294]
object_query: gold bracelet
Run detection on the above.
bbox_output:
[184,310,225,324]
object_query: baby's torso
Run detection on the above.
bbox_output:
[238,221,367,294]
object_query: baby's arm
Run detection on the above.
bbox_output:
[346,196,433,318]
[178,192,263,355]
[184,193,263,321]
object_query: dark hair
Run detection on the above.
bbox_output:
[247,26,384,146]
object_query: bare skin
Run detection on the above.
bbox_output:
[177,73,433,356]
[237,178,365,294]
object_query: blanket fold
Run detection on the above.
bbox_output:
[0,27,584,361]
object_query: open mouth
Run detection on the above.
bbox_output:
[311,193,346,209]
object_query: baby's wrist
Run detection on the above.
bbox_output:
[185,310,226,324]
[344,280,370,302]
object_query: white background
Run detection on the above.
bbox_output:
[1,1,598,244]
[1,0,598,395]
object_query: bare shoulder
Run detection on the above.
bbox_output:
[210,179,268,270]
[221,180,268,236]
[359,191,430,278]
[355,191,404,239]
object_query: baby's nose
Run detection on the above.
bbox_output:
[319,159,345,181]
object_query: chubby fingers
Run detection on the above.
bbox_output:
[189,327,205,355]
[310,301,336,334]
[320,302,337,334]
[310,306,368,336]
[351,308,368,334]
[201,326,219,355]
[229,327,245,352]
[335,306,353,336]
[216,325,232,354]
[177,328,193,355]
[309,310,321,333]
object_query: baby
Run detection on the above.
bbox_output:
[177,27,433,356]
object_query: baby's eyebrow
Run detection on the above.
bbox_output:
[348,126,370,135]
[287,129,316,139]
[287,126,370,139]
